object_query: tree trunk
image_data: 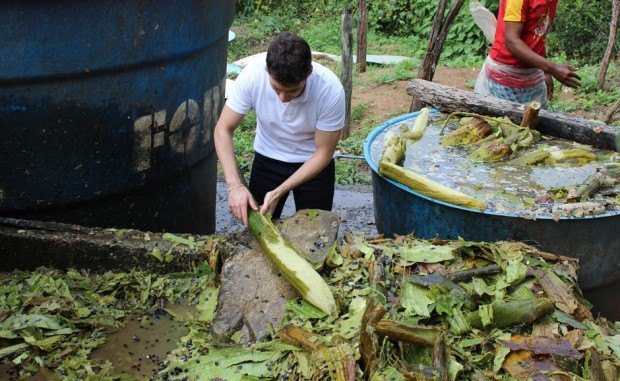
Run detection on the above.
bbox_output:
[357,0,368,73]
[407,79,619,150]
[341,7,354,139]
[597,0,620,89]
[410,0,466,111]
[604,97,620,125]
[359,260,387,380]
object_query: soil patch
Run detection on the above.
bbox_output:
[352,66,480,121]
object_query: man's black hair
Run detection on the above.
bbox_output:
[266,32,312,86]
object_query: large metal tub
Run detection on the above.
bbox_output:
[364,112,620,317]
[0,0,235,234]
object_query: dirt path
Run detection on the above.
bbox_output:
[352,67,480,120]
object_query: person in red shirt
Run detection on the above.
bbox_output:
[475,0,581,108]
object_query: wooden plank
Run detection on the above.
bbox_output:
[406,79,618,150]
[0,217,210,272]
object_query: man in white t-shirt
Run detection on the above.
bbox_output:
[214,32,345,227]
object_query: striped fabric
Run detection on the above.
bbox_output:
[487,77,548,109]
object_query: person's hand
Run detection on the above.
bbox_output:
[544,73,554,101]
[260,188,284,216]
[549,63,581,89]
[227,184,258,227]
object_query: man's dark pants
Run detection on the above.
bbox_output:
[248,152,335,219]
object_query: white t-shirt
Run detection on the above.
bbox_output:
[226,60,345,163]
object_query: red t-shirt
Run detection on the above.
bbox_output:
[490,0,557,68]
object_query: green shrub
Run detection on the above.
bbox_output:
[367,0,498,60]
[548,0,615,64]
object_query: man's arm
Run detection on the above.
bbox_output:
[504,22,581,88]
[260,129,341,215]
[214,105,258,227]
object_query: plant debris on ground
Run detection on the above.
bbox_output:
[1,233,618,380]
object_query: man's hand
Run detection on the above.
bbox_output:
[227,185,258,227]
[549,63,581,89]
[260,188,284,216]
[544,73,554,101]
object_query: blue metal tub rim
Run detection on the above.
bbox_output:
[363,111,619,222]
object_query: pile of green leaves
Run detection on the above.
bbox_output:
[0,263,215,379]
[2,234,618,379]
[161,234,619,380]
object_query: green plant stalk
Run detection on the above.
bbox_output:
[375,319,441,346]
[440,112,518,135]
[247,210,336,315]
[548,149,596,162]
[402,107,430,141]
[508,149,551,166]
[466,298,554,329]
[379,161,486,210]
[470,140,512,162]
[380,136,406,165]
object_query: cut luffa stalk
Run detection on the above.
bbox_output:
[379,161,485,210]
[510,148,595,166]
[567,166,620,202]
[374,320,441,346]
[508,149,551,166]
[441,117,493,146]
[548,149,596,162]
[470,139,512,162]
[247,210,336,315]
[466,298,554,329]
[402,107,430,141]
[380,135,406,165]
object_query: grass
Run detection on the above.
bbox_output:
[550,63,620,125]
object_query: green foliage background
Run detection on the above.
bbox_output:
[234,0,616,65]
[548,0,616,64]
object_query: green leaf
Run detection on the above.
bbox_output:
[371,366,405,381]
[285,300,327,320]
[76,307,91,318]
[230,330,244,343]
[493,344,511,374]
[400,282,433,317]
[195,286,219,323]
[2,314,62,331]
[505,259,527,284]
[23,334,61,350]
[0,343,29,359]
[398,244,454,263]
[162,233,196,248]
[162,346,285,380]
[605,335,620,359]
[479,304,493,327]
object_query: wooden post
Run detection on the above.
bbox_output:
[341,7,354,139]
[410,0,466,111]
[357,0,368,73]
[597,0,619,89]
[520,101,541,129]
[604,97,620,125]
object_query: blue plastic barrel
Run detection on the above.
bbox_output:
[0,0,235,234]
